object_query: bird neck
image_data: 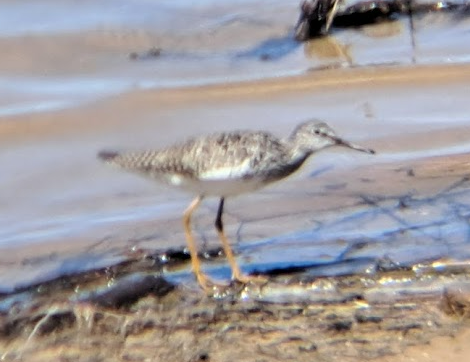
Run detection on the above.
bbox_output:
[283,139,314,169]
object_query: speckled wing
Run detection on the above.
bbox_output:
[182,131,292,182]
[99,131,293,183]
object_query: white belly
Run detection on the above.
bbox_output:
[162,173,270,197]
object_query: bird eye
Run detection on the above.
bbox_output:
[314,130,320,134]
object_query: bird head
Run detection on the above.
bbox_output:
[290,120,375,155]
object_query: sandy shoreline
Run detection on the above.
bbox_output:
[2,63,470,143]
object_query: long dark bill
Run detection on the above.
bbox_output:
[335,137,376,154]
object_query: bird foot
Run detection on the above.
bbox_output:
[195,272,230,294]
[195,272,268,296]
[233,273,268,286]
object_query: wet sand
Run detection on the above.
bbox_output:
[2,63,470,288]
[2,0,470,360]
[2,63,470,361]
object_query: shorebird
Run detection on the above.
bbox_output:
[98,120,375,291]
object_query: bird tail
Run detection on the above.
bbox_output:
[98,149,151,172]
[97,150,120,163]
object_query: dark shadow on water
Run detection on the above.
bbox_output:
[309,165,334,178]
[235,35,301,61]
[246,257,377,277]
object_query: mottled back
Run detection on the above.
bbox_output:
[99,130,305,184]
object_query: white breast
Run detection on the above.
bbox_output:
[162,173,268,197]
[198,158,252,181]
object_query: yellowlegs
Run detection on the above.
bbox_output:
[98,120,375,291]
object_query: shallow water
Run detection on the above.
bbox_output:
[1,0,470,292]
[1,0,469,113]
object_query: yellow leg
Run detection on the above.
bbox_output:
[215,198,267,284]
[183,196,213,291]
[216,228,251,283]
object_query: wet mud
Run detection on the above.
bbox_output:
[2,151,470,360]
[1,254,470,361]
